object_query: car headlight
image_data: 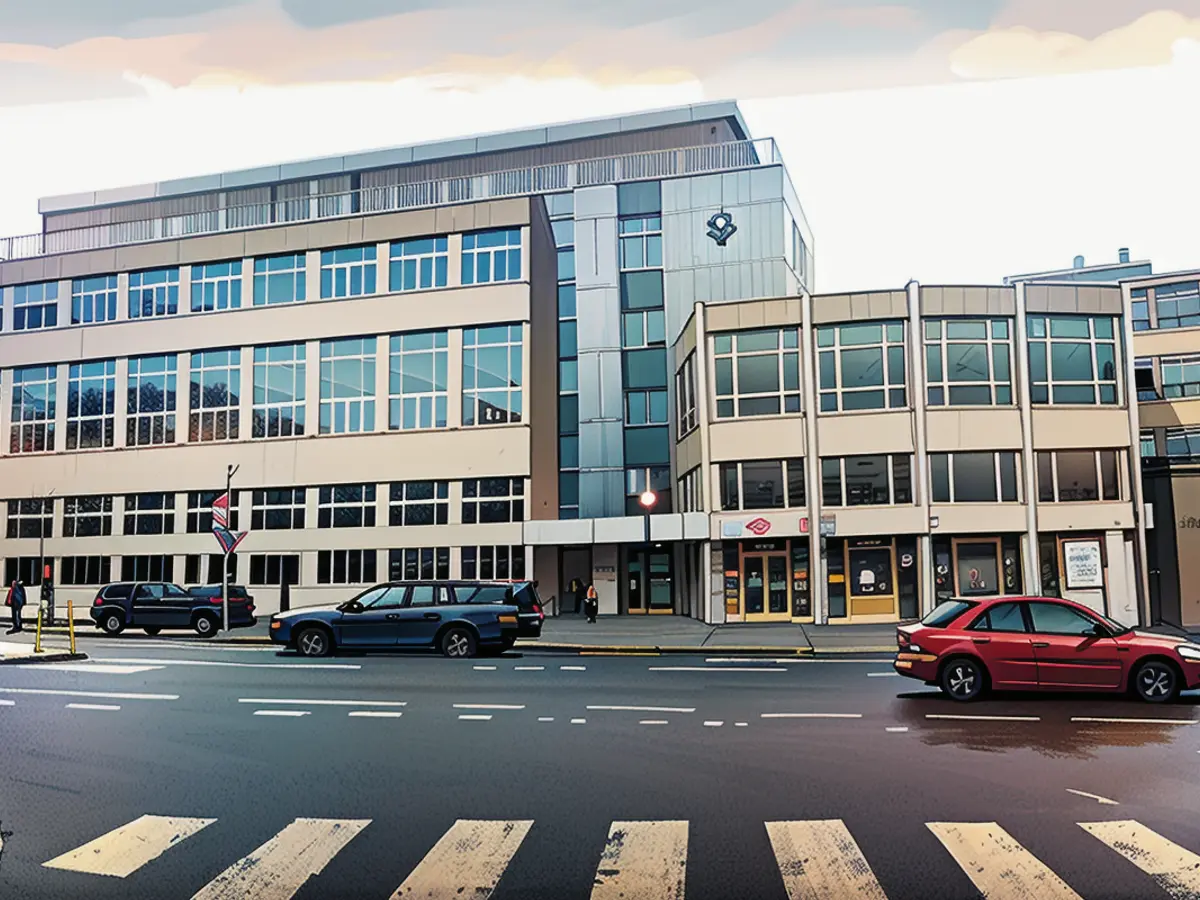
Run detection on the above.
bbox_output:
[1177,644,1200,661]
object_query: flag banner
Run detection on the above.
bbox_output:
[212,526,246,556]
[210,492,230,529]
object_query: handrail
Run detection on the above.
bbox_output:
[0,138,778,262]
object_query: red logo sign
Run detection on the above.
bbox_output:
[745,517,772,536]
[799,517,809,534]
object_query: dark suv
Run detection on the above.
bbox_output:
[90,582,257,637]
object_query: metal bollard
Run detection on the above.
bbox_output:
[68,601,76,655]
[34,608,43,654]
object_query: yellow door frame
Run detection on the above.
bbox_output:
[844,538,900,623]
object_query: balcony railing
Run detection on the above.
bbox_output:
[0,138,779,262]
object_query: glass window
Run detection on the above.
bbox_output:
[123,493,175,536]
[71,275,118,324]
[67,360,116,450]
[186,490,239,533]
[1160,355,1200,399]
[816,322,906,412]
[189,348,240,442]
[253,343,305,439]
[1153,281,1200,330]
[624,426,670,468]
[319,337,376,434]
[461,229,522,285]
[1027,602,1100,636]
[10,365,57,453]
[253,253,307,305]
[320,245,377,299]
[318,550,377,585]
[128,268,180,319]
[676,354,698,436]
[617,181,661,216]
[822,455,911,506]
[1099,450,1119,501]
[389,331,448,430]
[248,554,300,587]
[5,499,53,539]
[1141,430,1157,458]
[389,547,451,582]
[1165,427,1200,458]
[1036,450,1122,502]
[925,318,1013,407]
[1056,452,1099,501]
[972,601,1026,633]
[190,261,243,313]
[317,484,377,528]
[618,215,663,271]
[121,555,174,583]
[953,453,998,503]
[623,348,667,390]
[921,599,976,628]
[620,271,664,311]
[61,556,112,587]
[251,489,306,530]
[546,192,574,218]
[712,328,802,418]
[390,237,448,291]
[622,309,666,349]
[1027,315,1120,405]
[390,481,449,526]
[845,455,889,505]
[740,461,784,509]
[462,478,524,524]
[551,219,574,247]
[462,546,525,581]
[463,324,523,426]
[127,355,177,447]
[624,390,668,426]
[64,496,114,537]
[13,281,59,331]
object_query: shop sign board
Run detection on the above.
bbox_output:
[1063,539,1104,589]
[819,515,837,536]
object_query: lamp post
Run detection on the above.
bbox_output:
[639,489,658,545]
[38,488,55,625]
[222,464,239,634]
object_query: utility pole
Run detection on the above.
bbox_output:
[222,464,239,634]
[38,488,55,625]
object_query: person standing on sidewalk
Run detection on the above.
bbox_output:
[5,580,26,634]
[573,578,587,616]
[584,582,598,624]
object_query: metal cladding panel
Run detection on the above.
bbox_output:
[579,419,624,470]
[576,287,620,352]
[579,468,625,519]
[576,349,624,421]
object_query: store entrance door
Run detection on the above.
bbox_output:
[743,553,790,622]
[628,549,675,614]
[846,539,898,621]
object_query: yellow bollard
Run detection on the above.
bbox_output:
[34,608,43,654]
[68,601,76,655]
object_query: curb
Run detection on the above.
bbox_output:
[0,651,89,665]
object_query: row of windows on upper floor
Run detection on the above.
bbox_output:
[1,478,528,540]
[674,315,1124,434]
[4,325,523,455]
[1130,280,1200,332]
[0,229,523,331]
[1141,426,1200,459]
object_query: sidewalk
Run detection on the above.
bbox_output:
[0,636,88,665]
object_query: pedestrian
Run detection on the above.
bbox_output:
[5,579,25,634]
[573,578,587,616]
[584,582,598,624]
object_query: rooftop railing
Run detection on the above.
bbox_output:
[0,137,779,262]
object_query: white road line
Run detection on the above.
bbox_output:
[537,717,555,722]
[886,726,909,733]
[705,658,895,665]
[453,703,526,710]
[473,665,497,671]
[66,703,121,711]
[253,710,310,718]
[560,665,587,671]
[348,711,403,719]
[571,718,586,724]
[84,640,276,653]
[238,698,407,707]
[0,699,14,706]
[591,820,688,900]
[0,688,177,701]
[514,666,545,671]
[459,714,493,721]
[18,663,166,674]
[926,714,1040,722]
[1081,819,1200,898]
[91,657,361,671]
[866,672,899,677]
[703,721,724,727]
[389,819,531,900]
[928,822,1083,900]
[193,817,369,900]
[761,713,863,719]
[766,819,887,900]
[649,666,787,672]
[587,705,696,713]
[640,719,669,725]
[43,815,216,878]
[1065,789,1118,805]
[734,722,748,727]
[1072,717,1197,725]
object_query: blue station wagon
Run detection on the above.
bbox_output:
[269,580,544,658]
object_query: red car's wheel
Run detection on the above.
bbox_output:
[940,657,986,702]
[1133,660,1179,703]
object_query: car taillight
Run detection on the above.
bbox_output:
[897,631,910,647]
[93,592,104,606]
[210,596,224,604]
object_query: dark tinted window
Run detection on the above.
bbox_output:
[921,599,976,627]
[458,585,512,605]
[103,583,133,600]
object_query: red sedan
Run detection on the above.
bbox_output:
[894,595,1200,703]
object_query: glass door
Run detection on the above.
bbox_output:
[648,552,674,614]
[628,554,646,614]
[743,553,791,622]
[743,557,765,616]
[953,538,1002,597]
[847,541,898,619]
[627,549,674,614]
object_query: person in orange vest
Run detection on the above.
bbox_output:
[584,582,598,624]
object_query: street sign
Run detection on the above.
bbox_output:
[819,515,836,536]
[210,492,230,529]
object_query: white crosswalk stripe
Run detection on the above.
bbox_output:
[1081,819,1200,899]
[927,822,1083,899]
[43,814,216,878]
[591,820,688,900]
[190,818,369,900]
[389,819,532,899]
[766,819,886,900]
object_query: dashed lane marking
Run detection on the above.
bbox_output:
[0,688,177,701]
[640,720,669,725]
[734,722,748,727]
[537,717,555,722]
[761,713,863,719]
[43,815,216,878]
[560,665,587,671]
[91,657,361,670]
[513,666,545,671]
[473,666,497,671]
[348,711,403,719]
[459,714,493,721]
[65,703,121,711]
[866,672,899,677]
[453,703,525,710]
[238,698,407,707]
[253,710,309,718]
[1065,789,1118,805]
[571,718,586,724]
[703,721,724,727]
[17,663,165,674]
[926,714,1040,722]
[648,666,787,672]
[886,727,909,733]
[1071,717,1197,725]
[587,705,696,713]
[388,819,532,900]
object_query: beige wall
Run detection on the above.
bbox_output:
[810,290,906,324]
[1031,409,1132,450]
[926,410,1023,451]
[709,418,806,462]
[1133,325,1200,358]
[1172,476,1200,626]
[705,296,802,331]
[527,196,559,520]
[817,412,914,456]
[1140,399,1200,429]
[919,285,1015,317]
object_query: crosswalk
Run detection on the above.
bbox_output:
[32,813,1200,899]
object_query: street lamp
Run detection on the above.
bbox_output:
[639,489,658,544]
[38,488,55,625]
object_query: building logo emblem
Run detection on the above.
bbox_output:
[745,517,772,536]
[706,211,737,246]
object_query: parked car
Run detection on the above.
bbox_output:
[90,581,258,637]
[269,580,544,658]
[894,595,1200,703]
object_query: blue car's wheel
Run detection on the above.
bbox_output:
[441,627,476,659]
[296,627,332,657]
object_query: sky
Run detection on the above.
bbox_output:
[0,0,1198,292]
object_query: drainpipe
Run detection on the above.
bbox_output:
[907,280,933,616]
[800,289,823,623]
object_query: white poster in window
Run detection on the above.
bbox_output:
[1063,539,1103,589]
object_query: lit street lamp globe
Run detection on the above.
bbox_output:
[639,490,658,510]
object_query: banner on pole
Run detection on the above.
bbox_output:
[212,525,246,555]
[210,492,230,529]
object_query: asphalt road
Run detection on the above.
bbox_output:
[1,640,1198,900]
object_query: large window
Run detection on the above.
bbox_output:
[251,488,306,530]
[190,261,243,312]
[930,452,1020,503]
[924,319,1012,407]
[72,276,118,325]
[625,390,668,427]
[1131,288,1150,332]
[714,328,801,418]
[320,245,377,299]
[1037,451,1121,502]
[817,322,907,412]
[184,554,236,586]
[5,499,53,539]
[187,490,239,533]
[389,547,450,581]
[121,555,174,583]
[461,229,521,285]
[318,550,377,585]
[719,459,805,511]
[619,215,663,270]
[61,556,111,586]
[389,331,447,430]
[389,481,449,526]
[821,455,912,507]
[249,554,300,587]
[390,237,448,291]
[318,484,377,528]
[462,478,524,524]
[621,308,666,349]
[253,253,307,305]
[190,349,240,442]
[1160,355,1200,399]
[10,365,56,454]
[127,355,177,446]
[319,338,376,434]
[625,466,671,516]
[1166,427,1200,458]
[1027,315,1119,405]
[462,546,525,581]
[13,281,58,331]
[623,348,668,391]
[676,354,697,436]
[128,268,180,319]
[253,343,305,438]
[64,496,113,537]
[123,493,175,535]
[1154,281,1200,330]
[463,324,523,426]
[67,360,116,450]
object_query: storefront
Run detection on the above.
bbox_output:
[721,537,812,623]
[824,536,920,623]
[930,534,1024,604]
